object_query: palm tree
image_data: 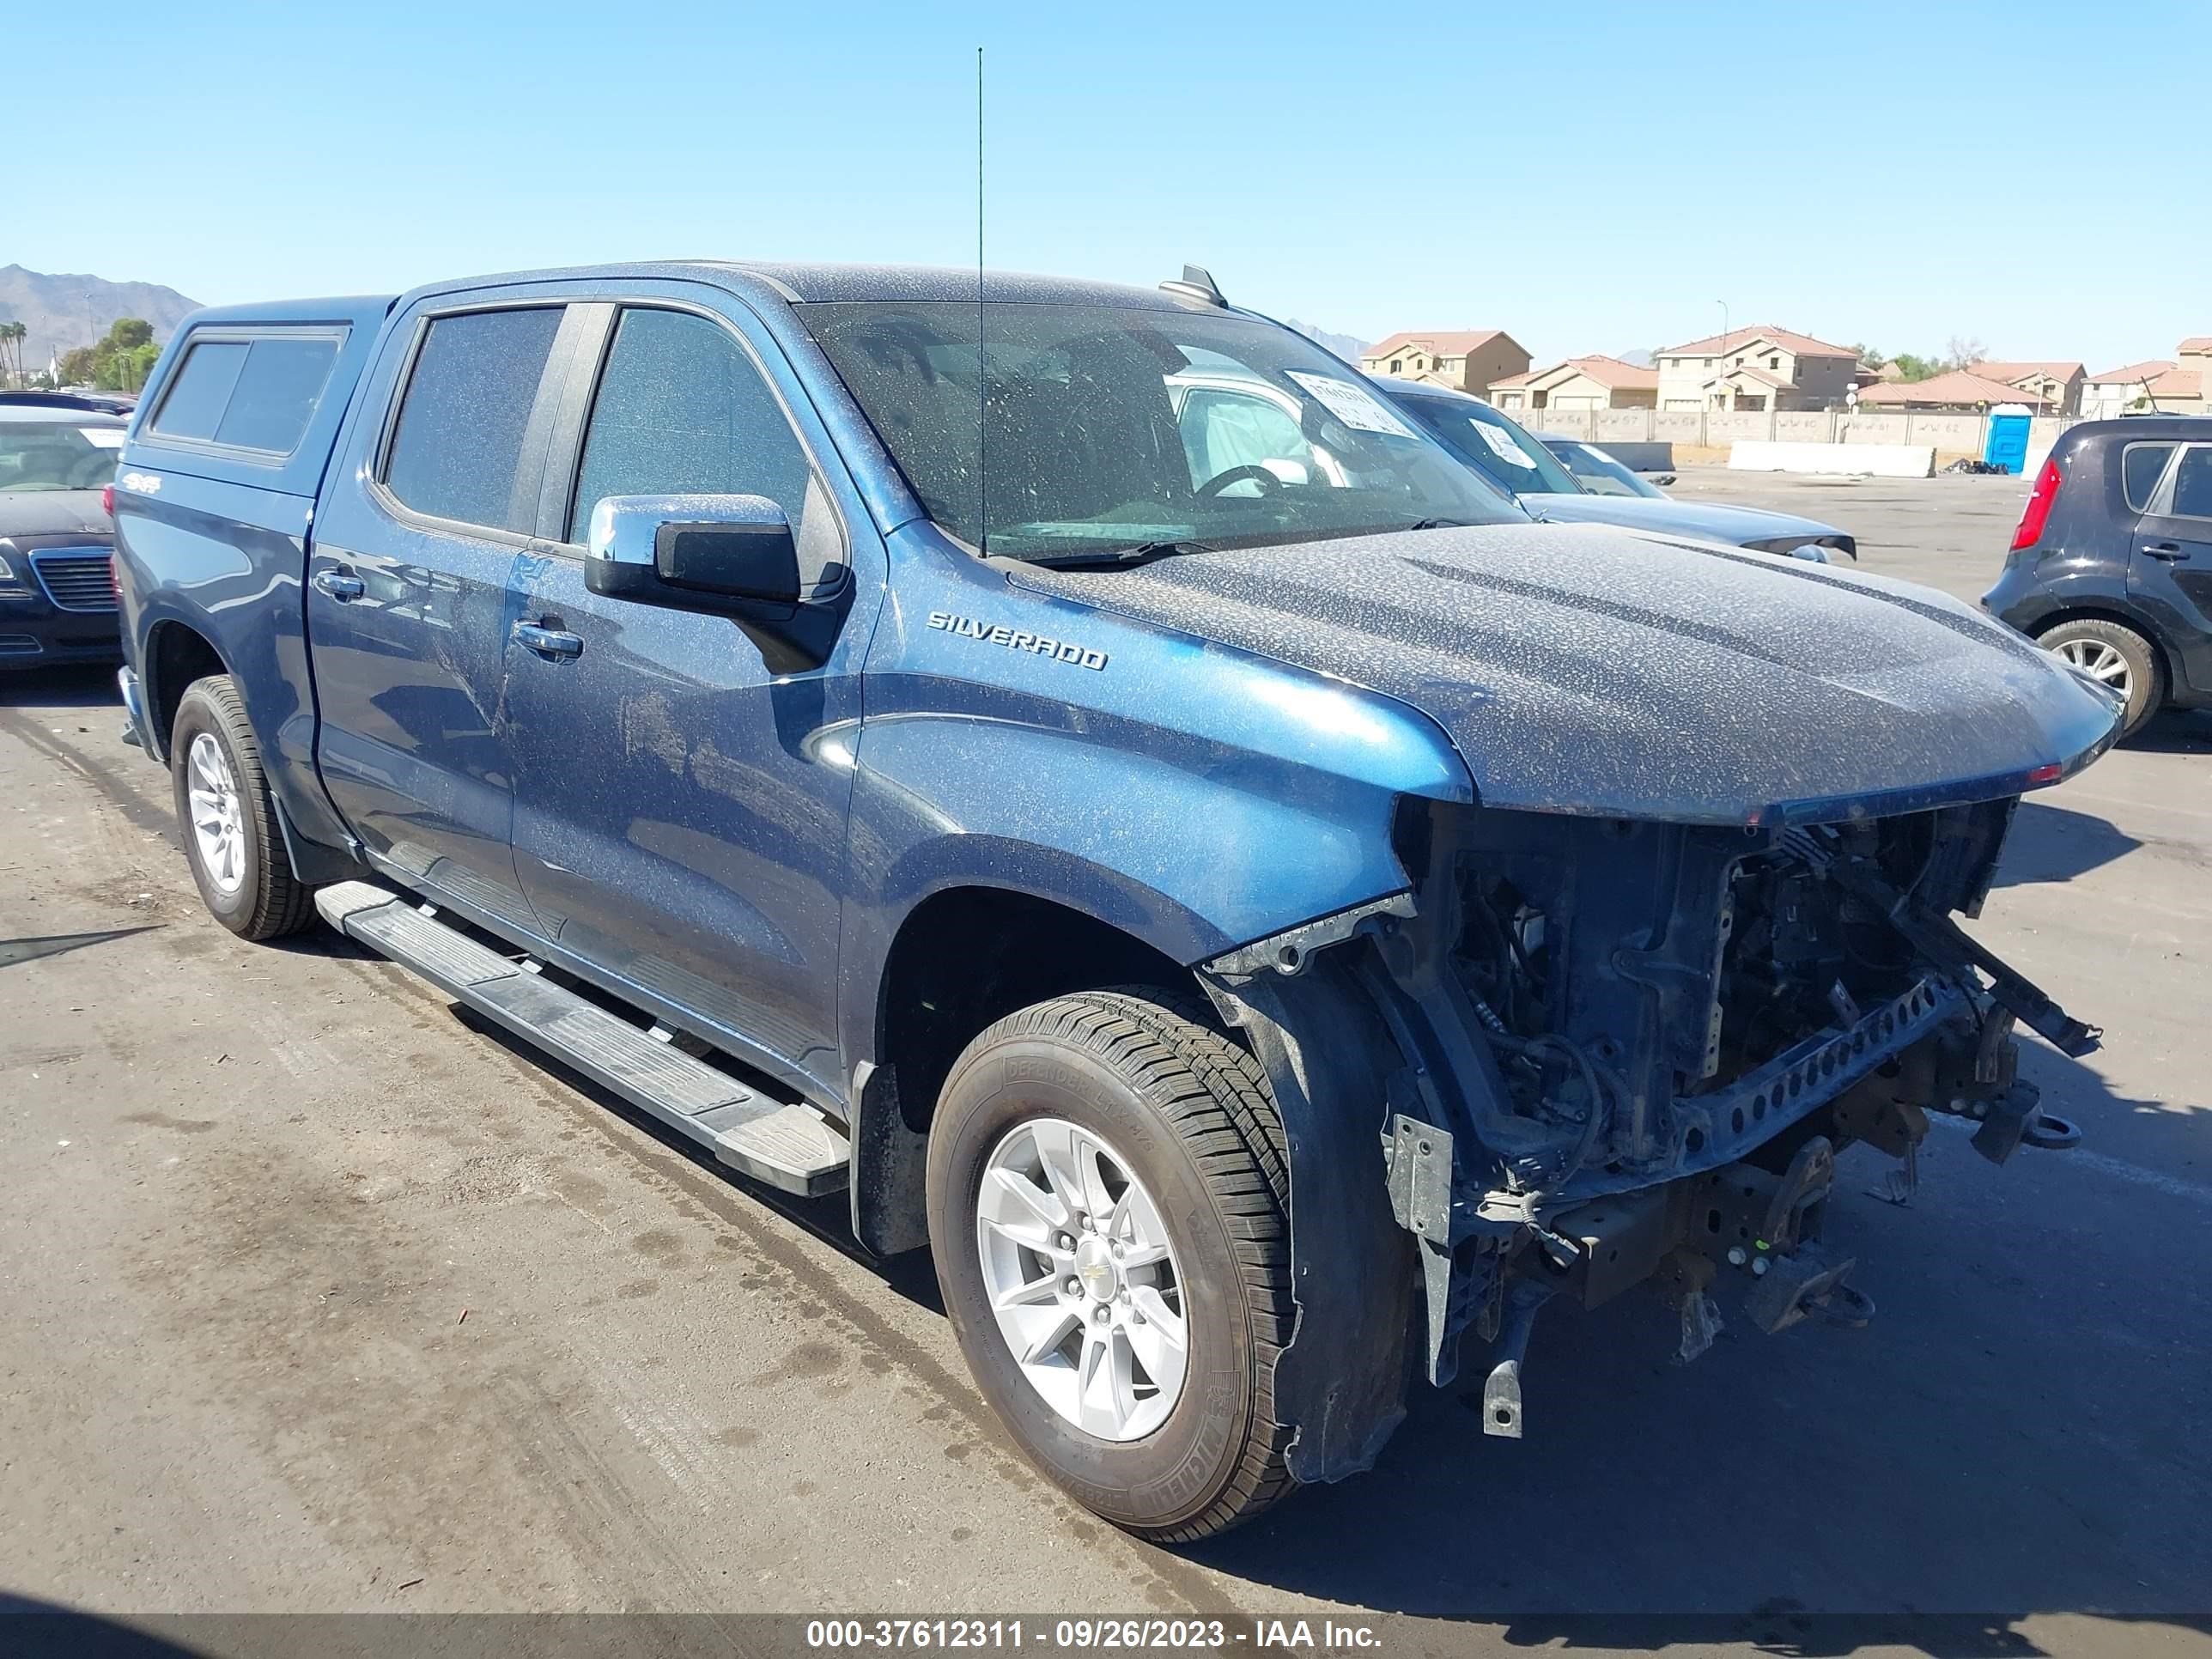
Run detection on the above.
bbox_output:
[0,321,24,386]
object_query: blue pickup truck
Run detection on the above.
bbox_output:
[111,260,2118,1540]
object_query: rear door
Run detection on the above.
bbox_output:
[305,295,580,933]
[499,290,878,1100]
[2128,441,2212,699]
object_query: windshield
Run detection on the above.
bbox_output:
[1547,439,1668,499]
[0,422,120,493]
[1389,393,1583,497]
[799,301,1522,559]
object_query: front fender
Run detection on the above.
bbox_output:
[836,530,1475,1068]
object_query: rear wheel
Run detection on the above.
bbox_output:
[2040,618,2164,741]
[925,988,1296,1541]
[170,676,318,939]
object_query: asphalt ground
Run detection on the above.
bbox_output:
[3,477,2208,1658]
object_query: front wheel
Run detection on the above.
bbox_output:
[170,675,319,939]
[926,989,1297,1541]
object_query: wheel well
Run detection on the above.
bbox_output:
[147,621,228,749]
[876,887,1195,1134]
[2028,605,2177,685]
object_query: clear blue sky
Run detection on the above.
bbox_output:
[16,0,2209,369]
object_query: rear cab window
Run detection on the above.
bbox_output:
[146,331,343,457]
[125,298,392,499]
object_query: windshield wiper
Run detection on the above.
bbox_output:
[1015,539,1214,569]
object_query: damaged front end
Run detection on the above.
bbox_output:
[1202,793,2095,1472]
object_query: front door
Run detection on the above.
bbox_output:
[501,301,874,1100]
[2129,441,2212,700]
[306,301,573,933]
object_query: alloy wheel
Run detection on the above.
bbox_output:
[186,732,248,896]
[2054,636,2132,700]
[974,1115,1188,1442]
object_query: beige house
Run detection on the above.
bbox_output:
[1488,355,1658,411]
[2081,341,2209,419]
[1969,361,2085,415]
[1654,325,1862,411]
[1359,330,1529,394]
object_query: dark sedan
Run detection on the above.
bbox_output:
[0,407,124,670]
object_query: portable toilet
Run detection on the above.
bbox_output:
[1984,404,2033,474]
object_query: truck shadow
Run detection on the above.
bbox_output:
[1188,1091,2211,1638]
[1989,801,2140,888]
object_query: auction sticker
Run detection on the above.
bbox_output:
[1284,372,1416,438]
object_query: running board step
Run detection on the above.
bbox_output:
[315,881,847,1197]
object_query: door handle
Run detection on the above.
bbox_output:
[311,567,365,601]
[2141,542,2186,561]
[514,620,584,660]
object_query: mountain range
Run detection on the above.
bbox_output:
[1284,319,1370,362]
[0,265,201,370]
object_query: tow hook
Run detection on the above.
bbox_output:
[1742,1240,1875,1334]
[1479,1283,1553,1439]
[1956,1079,2085,1164]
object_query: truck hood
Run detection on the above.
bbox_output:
[1527,493,1849,552]
[1010,521,2118,824]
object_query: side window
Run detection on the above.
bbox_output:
[150,342,249,441]
[383,307,564,532]
[2170,447,2212,521]
[1178,389,1319,494]
[215,337,340,452]
[149,333,341,455]
[2122,442,2175,513]
[567,307,817,547]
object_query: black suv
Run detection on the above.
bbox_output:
[1984,416,2212,738]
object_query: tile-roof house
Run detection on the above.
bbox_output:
[1654,325,1863,412]
[1488,355,1659,412]
[2081,358,2204,418]
[1359,330,1530,396]
[1854,368,2063,411]
[1969,360,2085,416]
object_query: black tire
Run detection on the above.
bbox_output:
[926,988,1296,1541]
[2039,617,2165,741]
[170,675,319,939]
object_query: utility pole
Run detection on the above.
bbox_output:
[1716,300,1729,412]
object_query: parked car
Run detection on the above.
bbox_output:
[0,406,124,669]
[1536,433,1675,495]
[1377,379,1857,561]
[112,262,2114,1541]
[0,388,139,416]
[1984,416,2212,741]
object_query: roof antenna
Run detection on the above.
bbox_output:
[975,45,988,554]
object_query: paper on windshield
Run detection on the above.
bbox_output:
[1470,422,1535,469]
[1285,372,1417,439]
[80,428,125,449]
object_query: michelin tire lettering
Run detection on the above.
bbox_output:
[927,610,1107,670]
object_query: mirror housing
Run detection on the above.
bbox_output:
[585,494,848,672]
